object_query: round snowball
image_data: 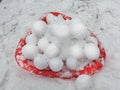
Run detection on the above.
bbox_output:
[26,34,37,45]
[22,44,38,60]
[66,58,78,70]
[47,36,61,47]
[38,37,49,52]
[34,54,48,70]
[84,43,100,60]
[70,23,88,40]
[32,21,47,37]
[49,58,63,72]
[44,43,59,58]
[75,75,93,90]
[49,24,70,39]
[69,44,84,59]
[59,49,69,61]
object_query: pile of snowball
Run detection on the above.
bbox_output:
[22,13,100,72]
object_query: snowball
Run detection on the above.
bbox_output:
[38,37,49,52]
[49,24,70,39]
[22,44,38,60]
[84,43,100,60]
[66,58,78,70]
[34,54,48,70]
[78,40,87,47]
[75,75,93,90]
[26,34,37,45]
[46,35,61,47]
[44,43,59,58]
[46,14,58,24]
[86,36,98,45]
[32,21,47,37]
[49,57,63,72]
[59,41,70,60]
[70,23,88,40]
[69,44,84,59]
[59,49,69,61]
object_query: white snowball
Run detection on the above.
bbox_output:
[26,34,37,45]
[38,37,49,52]
[69,44,84,59]
[84,43,100,60]
[32,21,47,37]
[49,24,70,39]
[46,35,61,47]
[59,41,70,61]
[66,58,78,70]
[46,14,58,24]
[44,43,59,58]
[78,40,87,47]
[22,44,38,60]
[59,49,69,61]
[75,75,93,90]
[70,23,88,40]
[34,54,48,70]
[86,36,98,45]
[49,57,63,72]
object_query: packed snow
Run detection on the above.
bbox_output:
[48,57,63,72]
[75,75,93,90]
[66,58,78,70]
[84,43,100,60]
[69,44,84,60]
[34,54,48,70]
[26,34,37,45]
[22,44,38,60]
[44,43,60,58]
[38,37,49,52]
[20,12,100,73]
[49,23,70,39]
[1,0,120,90]
[70,22,88,40]
[32,20,47,38]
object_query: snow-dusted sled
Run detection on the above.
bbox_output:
[15,12,106,79]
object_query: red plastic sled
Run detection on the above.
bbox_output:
[15,12,106,79]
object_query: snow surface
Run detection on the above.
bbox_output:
[75,75,93,90]
[1,0,120,90]
[84,43,100,60]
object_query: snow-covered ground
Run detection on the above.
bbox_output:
[0,0,120,90]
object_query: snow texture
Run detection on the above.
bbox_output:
[32,20,47,38]
[44,43,59,58]
[84,43,100,60]
[1,0,120,90]
[26,34,37,45]
[75,75,93,90]
[22,44,38,60]
[66,58,78,70]
[48,57,63,72]
[38,37,49,52]
[34,54,48,70]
